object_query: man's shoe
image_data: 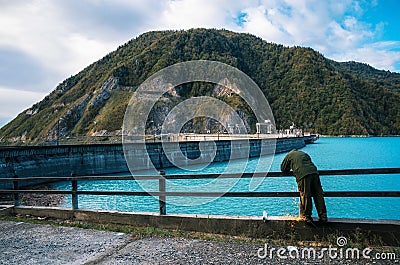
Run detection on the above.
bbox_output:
[304,216,313,222]
[319,217,328,223]
[305,218,318,228]
[319,214,328,223]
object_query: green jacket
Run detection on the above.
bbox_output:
[280,150,318,182]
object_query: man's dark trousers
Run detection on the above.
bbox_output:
[297,173,327,220]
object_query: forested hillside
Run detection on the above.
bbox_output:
[1,29,399,144]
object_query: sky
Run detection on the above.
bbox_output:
[0,0,399,128]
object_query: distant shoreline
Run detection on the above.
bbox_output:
[318,134,400,138]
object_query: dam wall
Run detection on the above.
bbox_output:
[0,137,305,188]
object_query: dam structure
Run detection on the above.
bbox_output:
[0,135,311,188]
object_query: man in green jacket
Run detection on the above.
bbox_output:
[281,150,327,222]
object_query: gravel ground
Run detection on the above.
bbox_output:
[0,220,398,265]
[0,220,129,265]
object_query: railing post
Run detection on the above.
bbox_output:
[71,172,78,210]
[159,170,166,215]
[13,174,20,207]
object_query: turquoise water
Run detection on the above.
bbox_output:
[53,137,400,220]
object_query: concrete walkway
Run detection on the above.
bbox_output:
[1,220,398,264]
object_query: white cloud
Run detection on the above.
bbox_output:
[154,0,248,30]
[332,41,400,71]
[0,1,137,89]
[1,0,397,87]
[231,0,399,72]
[239,5,289,44]
[0,86,47,126]
[59,33,116,74]
[160,0,222,29]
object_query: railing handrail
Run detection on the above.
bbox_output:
[1,167,399,215]
[1,167,400,182]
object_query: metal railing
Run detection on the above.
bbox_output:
[1,168,399,215]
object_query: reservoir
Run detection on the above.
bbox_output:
[53,137,400,220]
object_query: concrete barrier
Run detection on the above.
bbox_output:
[2,206,399,246]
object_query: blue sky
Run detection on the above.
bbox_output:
[0,0,399,128]
[364,0,398,40]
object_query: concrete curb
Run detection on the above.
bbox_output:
[1,205,399,246]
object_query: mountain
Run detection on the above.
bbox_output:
[1,29,400,144]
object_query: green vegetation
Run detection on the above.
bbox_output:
[1,29,399,144]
